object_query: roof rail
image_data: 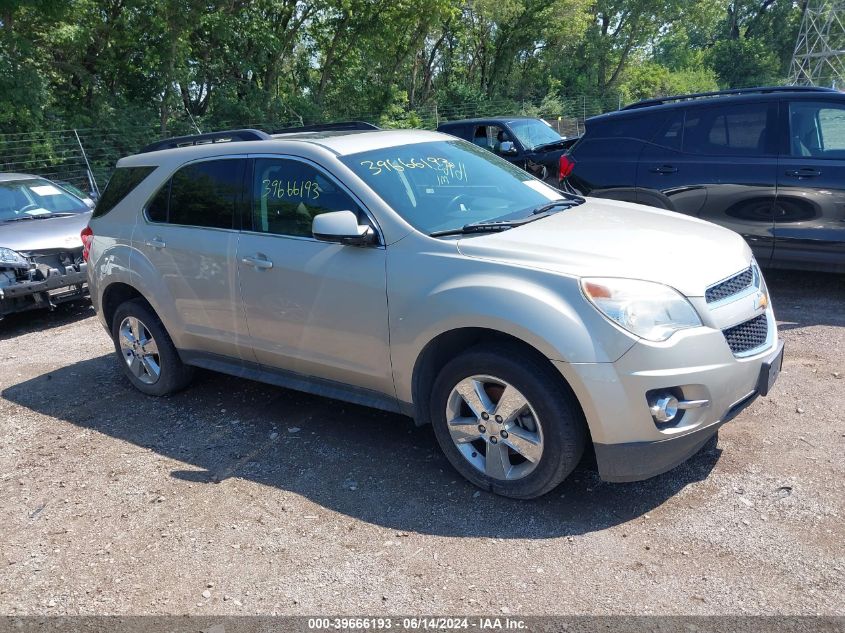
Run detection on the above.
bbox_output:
[622,85,837,111]
[138,128,271,154]
[272,121,379,134]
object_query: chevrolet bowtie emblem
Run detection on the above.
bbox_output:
[755,292,769,311]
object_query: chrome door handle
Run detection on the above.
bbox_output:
[785,168,821,178]
[145,238,166,249]
[241,255,273,270]
[649,165,678,174]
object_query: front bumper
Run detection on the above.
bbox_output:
[555,312,782,482]
[0,267,89,317]
[593,387,760,482]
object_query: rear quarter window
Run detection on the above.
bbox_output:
[439,124,470,140]
[586,112,665,141]
[93,166,156,218]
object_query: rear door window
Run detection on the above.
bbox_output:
[682,102,774,156]
[145,181,170,223]
[149,159,246,228]
[651,111,684,150]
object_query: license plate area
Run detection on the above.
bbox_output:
[757,340,784,397]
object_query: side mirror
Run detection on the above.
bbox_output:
[500,141,518,155]
[312,210,375,246]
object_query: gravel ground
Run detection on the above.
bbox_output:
[0,270,842,616]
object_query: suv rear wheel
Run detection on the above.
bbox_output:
[111,298,193,396]
[430,345,586,499]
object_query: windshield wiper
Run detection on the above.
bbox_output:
[430,215,549,238]
[530,198,584,215]
[430,198,585,238]
[532,139,567,151]
[3,213,77,222]
[429,223,517,238]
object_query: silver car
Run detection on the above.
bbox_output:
[0,173,91,319]
[85,127,784,498]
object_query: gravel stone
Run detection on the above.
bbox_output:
[0,271,841,616]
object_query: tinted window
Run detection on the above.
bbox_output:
[683,103,772,155]
[252,158,364,238]
[588,112,664,141]
[93,166,156,218]
[145,181,170,223]
[651,111,683,150]
[789,100,845,157]
[439,124,468,140]
[168,159,245,229]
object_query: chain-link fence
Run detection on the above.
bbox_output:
[0,94,621,195]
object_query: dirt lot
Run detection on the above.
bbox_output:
[0,270,842,616]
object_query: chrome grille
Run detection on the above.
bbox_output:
[722,314,768,355]
[706,267,754,304]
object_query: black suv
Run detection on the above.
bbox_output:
[437,117,578,186]
[563,86,845,273]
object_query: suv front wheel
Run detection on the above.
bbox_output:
[111,298,194,396]
[430,345,586,499]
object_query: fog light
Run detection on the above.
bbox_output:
[648,393,679,423]
[647,389,711,427]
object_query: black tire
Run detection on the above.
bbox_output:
[111,298,193,396]
[430,344,586,499]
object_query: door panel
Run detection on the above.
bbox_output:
[636,102,778,265]
[237,157,393,395]
[775,100,845,270]
[133,158,250,359]
[237,235,391,392]
[135,225,246,357]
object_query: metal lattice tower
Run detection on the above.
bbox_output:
[790,0,845,88]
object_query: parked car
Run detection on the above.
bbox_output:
[0,173,91,319]
[437,117,578,186]
[85,125,783,498]
[55,180,98,209]
[562,86,845,273]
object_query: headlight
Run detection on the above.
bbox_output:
[0,247,30,269]
[581,277,702,342]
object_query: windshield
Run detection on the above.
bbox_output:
[508,119,563,150]
[340,140,566,235]
[58,182,89,200]
[0,178,89,222]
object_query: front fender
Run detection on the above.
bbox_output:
[387,248,635,404]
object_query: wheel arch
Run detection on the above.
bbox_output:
[101,282,156,331]
[409,327,584,429]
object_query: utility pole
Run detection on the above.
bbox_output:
[790,0,845,88]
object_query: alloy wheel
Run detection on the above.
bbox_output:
[445,375,544,481]
[118,316,161,385]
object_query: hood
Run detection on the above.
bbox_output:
[0,211,92,254]
[456,198,752,297]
